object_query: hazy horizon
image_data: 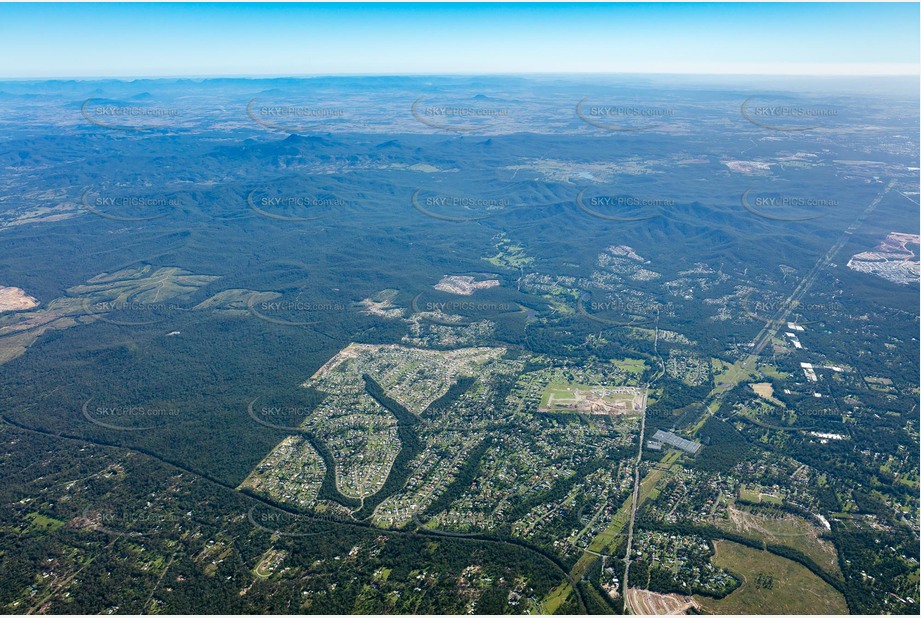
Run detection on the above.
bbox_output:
[0,2,917,79]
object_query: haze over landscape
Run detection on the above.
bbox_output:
[0,2,918,616]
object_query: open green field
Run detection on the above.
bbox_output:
[717,505,842,578]
[710,358,760,393]
[738,486,783,505]
[538,382,641,414]
[540,579,575,615]
[612,358,647,375]
[26,512,66,533]
[485,240,533,268]
[757,362,789,381]
[695,540,847,615]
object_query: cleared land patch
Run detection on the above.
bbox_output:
[434,274,500,296]
[253,548,287,579]
[0,286,39,312]
[0,265,220,365]
[750,382,773,399]
[717,504,841,578]
[694,540,847,615]
[626,588,698,615]
[538,382,645,415]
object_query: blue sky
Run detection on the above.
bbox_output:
[0,2,917,78]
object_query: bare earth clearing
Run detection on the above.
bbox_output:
[626,588,699,615]
[0,286,39,312]
[434,275,500,295]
